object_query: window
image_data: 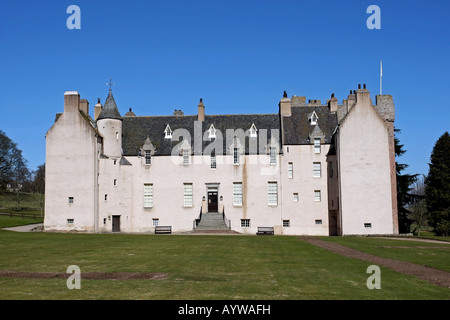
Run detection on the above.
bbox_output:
[283,220,290,228]
[211,155,217,170]
[270,147,277,165]
[67,219,74,224]
[233,148,239,165]
[233,183,243,206]
[364,223,372,228]
[145,150,151,165]
[314,138,321,154]
[208,124,216,139]
[153,219,159,227]
[313,162,321,178]
[268,182,278,206]
[315,220,323,225]
[68,197,74,204]
[293,193,299,202]
[183,149,190,166]
[164,125,172,139]
[310,112,318,126]
[114,179,117,186]
[249,123,258,138]
[105,194,108,201]
[241,219,250,228]
[114,159,117,165]
[144,184,154,208]
[314,190,321,202]
[288,162,293,179]
[183,183,193,207]
[116,132,119,140]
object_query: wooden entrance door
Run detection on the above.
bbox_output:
[112,216,121,232]
[208,191,218,212]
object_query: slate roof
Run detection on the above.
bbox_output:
[97,90,122,120]
[282,106,338,145]
[122,114,281,156]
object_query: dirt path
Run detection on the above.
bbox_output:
[299,237,450,288]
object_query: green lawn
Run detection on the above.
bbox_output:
[0,231,448,300]
[0,215,43,228]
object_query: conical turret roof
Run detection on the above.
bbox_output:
[97,89,122,120]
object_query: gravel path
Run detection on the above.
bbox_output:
[299,237,450,288]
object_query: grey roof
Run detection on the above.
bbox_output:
[282,106,338,145]
[97,90,122,120]
[122,114,281,156]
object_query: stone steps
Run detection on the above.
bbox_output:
[195,213,230,231]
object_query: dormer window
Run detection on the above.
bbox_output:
[208,124,216,139]
[145,150,151,165]
[309,112,318,126]
[249,123,258,138]
[164,125,172,139]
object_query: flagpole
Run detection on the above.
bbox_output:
[380,60,383,95]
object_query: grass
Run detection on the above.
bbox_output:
[0,190,43,215]
[0,231,449,300]
[0,215,43,228]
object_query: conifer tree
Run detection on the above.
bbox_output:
[395,129,418,233]
[425,132,450,236]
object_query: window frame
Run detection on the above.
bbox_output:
[313,162,321,178]
[233,148,240,165]
[183,183,193,207]
[314,138,321,154]
[144,183,154,208]
[240,219,250,228]
[288,162,293,179]
[183,149,190,166]
[314,190,321,202]
[210,155,217,170]
[268,182,278,206]
[269,147,277,165]
[145,150,151,165]
[233,182,243,206]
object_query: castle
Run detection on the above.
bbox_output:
[44,84,398,235]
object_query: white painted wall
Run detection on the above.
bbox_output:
[44,92,98,232]
[337,91,394,235]
[280,145,330,235]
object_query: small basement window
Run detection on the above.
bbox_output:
[241,219,250,228]
[364,223,372,228]
[67,219,74,224]
[68,197,74,204]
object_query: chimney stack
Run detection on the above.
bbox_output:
[198,98,205,121]
[79,99,89,115]
[94,98,103,121]
[64,91,80,114]
[279,91,292,117]
[328,93,338,112]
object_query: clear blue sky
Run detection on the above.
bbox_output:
[0,0,449,177]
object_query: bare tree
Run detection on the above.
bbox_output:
[410,175,427,236]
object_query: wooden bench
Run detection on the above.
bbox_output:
[256,227,274,236]
[155,226,172,234]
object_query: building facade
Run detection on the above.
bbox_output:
[44,85,398,236]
